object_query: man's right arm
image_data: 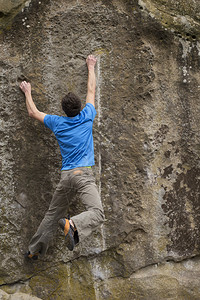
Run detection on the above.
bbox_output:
[86,55,97,108]
[20,81,47,123]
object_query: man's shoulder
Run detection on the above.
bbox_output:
[81,103,96,120]
[84,103,95,110]
[45,114,65,121]
[44,114,63,130]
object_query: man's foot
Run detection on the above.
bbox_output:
[58,218,75,251]
[24,251,39,260]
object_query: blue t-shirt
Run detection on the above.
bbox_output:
[44,103,96,170]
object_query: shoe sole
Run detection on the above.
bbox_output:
[65,228,75,251]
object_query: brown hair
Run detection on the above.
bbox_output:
[61,92,81,117]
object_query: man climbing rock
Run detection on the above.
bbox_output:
[20,55,105,260]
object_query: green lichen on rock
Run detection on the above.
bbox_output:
[0,0,28,31]
[29,260,97,299]
[139,0,200,40]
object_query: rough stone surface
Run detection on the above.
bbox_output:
[0,0,27,31]
[0,290,41,300]
[0,0,200,299]
[139,0,200,40]
[0,0,26,13]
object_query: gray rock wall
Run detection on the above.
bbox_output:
[0,0,200,299]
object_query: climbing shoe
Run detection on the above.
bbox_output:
[24,251,39,260]
[58,218,76,251]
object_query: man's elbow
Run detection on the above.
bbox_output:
[28,110,38,119]
[28,111,34,118]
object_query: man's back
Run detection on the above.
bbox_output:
[44,103,96,170]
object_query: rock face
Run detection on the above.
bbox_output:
[0,0,200,299]
[0,290,41,300]
[0,0,26,13]
[139,0,200,39]
[0,0,27,31]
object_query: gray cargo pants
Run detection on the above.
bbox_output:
[28,167,104,256]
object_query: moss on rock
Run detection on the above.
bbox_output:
[139,0,200,40]
[0,0,27,31]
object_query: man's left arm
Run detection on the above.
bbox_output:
[86,55,97,108]
[20,81,47,123]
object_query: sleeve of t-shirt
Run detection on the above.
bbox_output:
[81,103,97,121]
[44,115,60,133]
